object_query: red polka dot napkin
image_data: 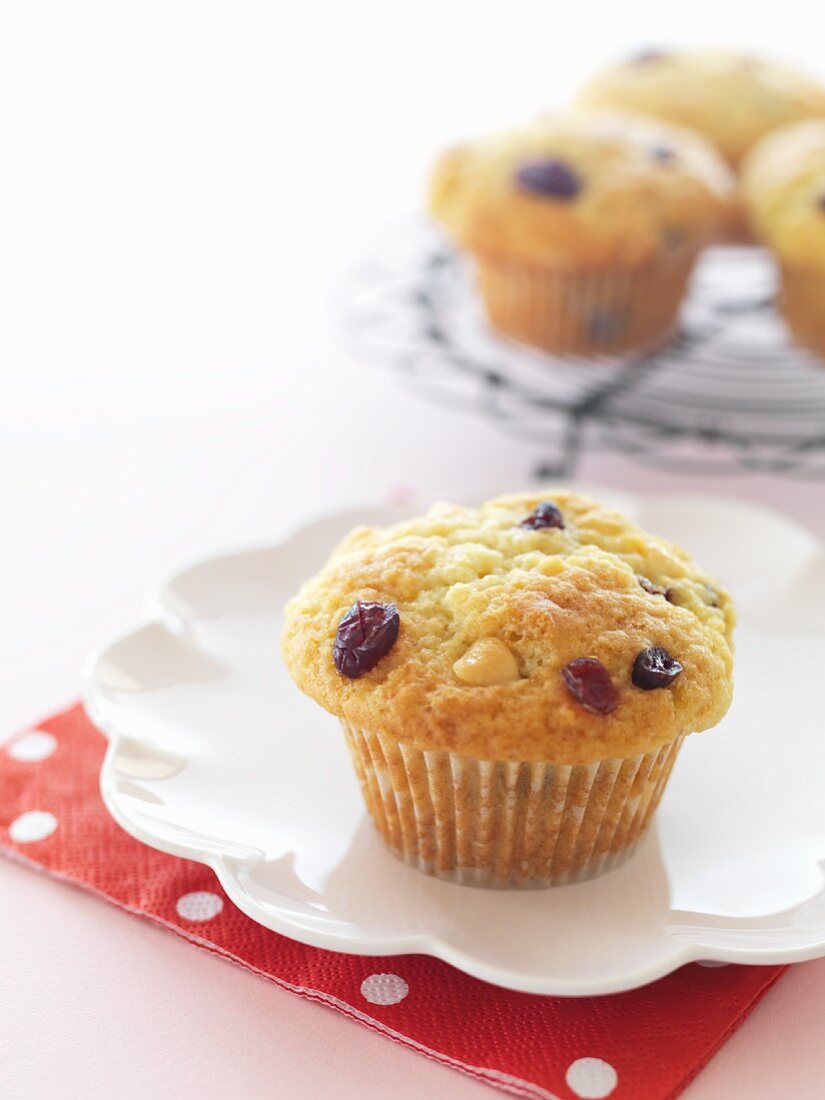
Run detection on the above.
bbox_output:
[1,704,786,1100]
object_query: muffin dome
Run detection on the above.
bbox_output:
[429,111,733,269]
[576,50,825,169]
[281,491,735,765]
[741,119,825,266]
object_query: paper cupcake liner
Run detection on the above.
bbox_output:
[779,266,825,359]
[341,722,684,888]
[472,252,698,358]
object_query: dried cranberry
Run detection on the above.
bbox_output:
[637,575,667,597]
[632,646,683,690]
[333,600,400,679]
[514,158,581,200]
[519,501,565,530]
[651,144,675,164]
[630,47,668,64]
[562,658,619,715]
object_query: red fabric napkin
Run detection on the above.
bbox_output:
[1,704,785,1100]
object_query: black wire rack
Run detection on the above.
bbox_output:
[341,220,825,478]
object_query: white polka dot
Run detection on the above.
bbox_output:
[697,959,729,968]
[175,891,224,921]
[9,811,58,843]
[6,730,57,762]
[565,1057,618,1099]
[360,973,409,1005]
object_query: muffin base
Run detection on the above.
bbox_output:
[780,267,825,359]
[342,722,683,888]
[473,252,697,358]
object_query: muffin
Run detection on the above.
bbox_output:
[428,112,733,357]
[576,50,825,240]
[577,49,825,169]
[282,491,735,888]
[742,120,825,358]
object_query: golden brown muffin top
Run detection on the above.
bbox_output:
[576,49,825,169]
[281,491,735,764]
[741,119,825,267]
[429,111,732,269]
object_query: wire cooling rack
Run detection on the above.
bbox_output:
[341,220,825,478]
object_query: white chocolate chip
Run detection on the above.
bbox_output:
[453,638,521,686]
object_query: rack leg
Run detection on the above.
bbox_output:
[532,416,584,480]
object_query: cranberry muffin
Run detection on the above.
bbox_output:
[742,119,825,357]
[576,50,825,240]
[282,490,735,888]
[429,111,733,357]
[577,49,825,169]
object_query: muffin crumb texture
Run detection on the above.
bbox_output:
[282,491,735,764]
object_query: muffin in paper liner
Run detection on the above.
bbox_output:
[429,113,734,359]
[342,721,684,888]
[474,252,697,358]
[282,490,735,892]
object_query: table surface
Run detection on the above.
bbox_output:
[3,3,825,1096]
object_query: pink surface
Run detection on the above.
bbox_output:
[4,362,824,1098]
[2,705,792,1100]
[4,355,824,1097]
[2,858,825,1100]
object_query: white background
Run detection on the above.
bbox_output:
[2,2,825,1097]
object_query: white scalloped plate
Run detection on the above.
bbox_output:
[83,491,825,996]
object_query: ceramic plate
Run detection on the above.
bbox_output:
[83,491,825,995]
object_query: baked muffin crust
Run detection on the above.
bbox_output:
[577,50,825,168]
[282,492,735,764]
[429,111,733,269]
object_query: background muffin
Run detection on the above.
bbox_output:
[577,49,825,169]
[282,490,735,888]
[576,50,825,240]
[429,111,733,358]
[742,119,825,357]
